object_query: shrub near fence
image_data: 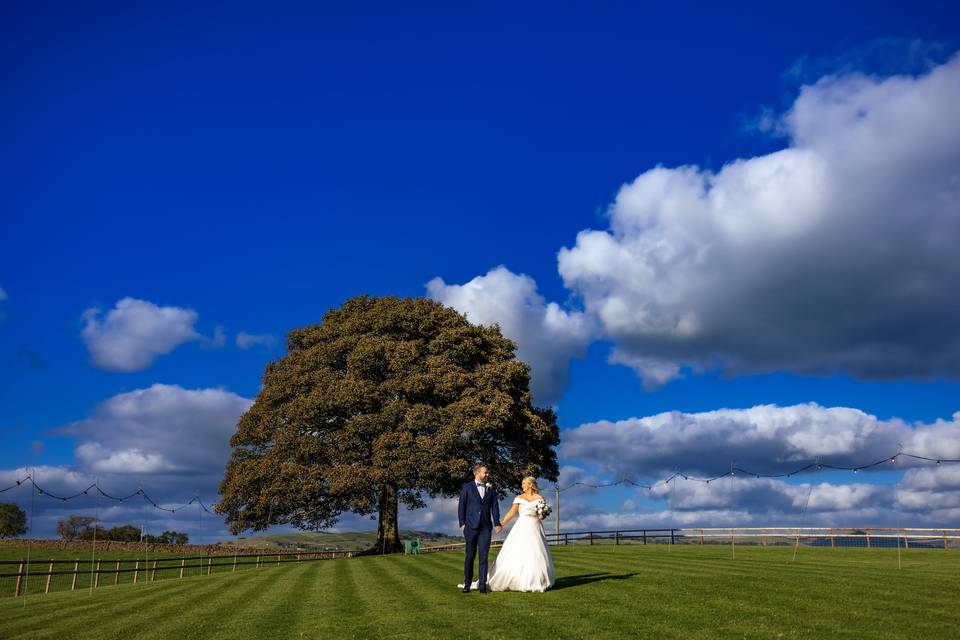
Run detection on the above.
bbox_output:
[0,549,353,598]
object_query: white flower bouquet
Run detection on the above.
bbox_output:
[533,499,552,519]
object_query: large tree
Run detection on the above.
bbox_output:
[57,515,98,541]
[216,296,559,554]
[0,503,27,538]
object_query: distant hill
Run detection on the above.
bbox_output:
[220,529,461,551]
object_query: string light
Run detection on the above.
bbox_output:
[4,447,960,506]
[556,450,960,492]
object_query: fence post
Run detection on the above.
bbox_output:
[15,561,23,597]
[207,555,212,576]
[179,559,185,579]
[233,554,237,572]
[830,528,835,548]
[945,530,949,550]
[589,532,593,546]
[134,560,139,584]
[700,529,704,545]
[615,531,620,546]
[44,560,54,594]
[866,531,871,549]
[72,560,79,591]
[672,529,677,545]
[115,561,121,586]
[95,561,101,588]
[256,555,261,569]
[151,560,157,582]
[904,530,910,550]
[565,533,569,545]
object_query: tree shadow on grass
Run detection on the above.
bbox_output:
[551,572,639,590]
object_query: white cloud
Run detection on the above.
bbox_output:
[896,465,960,513]
[562,404,960,479]
[649,476,887,513]
[81,297,205,371]
[555,403,960,528]
[427,266,594,404]
[557,55,960,388]
[236,331,277,350]
[1,385,252,541]
[208,326,227,349]
[66,383,252,478]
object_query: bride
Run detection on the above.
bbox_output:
[462,476,555,592]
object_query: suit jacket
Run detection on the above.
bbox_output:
[458,480,501,530]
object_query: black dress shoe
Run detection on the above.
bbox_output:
[461,586,471,593]
[478,585,490,594]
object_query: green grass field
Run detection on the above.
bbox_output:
[2,545,957,640]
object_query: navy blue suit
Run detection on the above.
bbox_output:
[458,480,501,590]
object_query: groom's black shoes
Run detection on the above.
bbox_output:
[461,586,470,593]
[478,585,490,594]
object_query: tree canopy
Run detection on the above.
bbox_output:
[57,515,98,541]
[0,503,27,538]
[216,295,559,553]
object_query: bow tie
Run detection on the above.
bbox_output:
[476,483,485,487]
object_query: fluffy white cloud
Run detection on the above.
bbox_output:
[561,404,960,479]
[81,298,206,371]
[65,383,252,478]
[896,464,960,514]
[558,55,960,387]
[427,266,594,404]
[649,476,887,514]
[1,385,252,541]
[236,331,277,350]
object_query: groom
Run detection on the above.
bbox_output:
[458,463,502,594]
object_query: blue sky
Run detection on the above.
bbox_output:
[2,2,959,541]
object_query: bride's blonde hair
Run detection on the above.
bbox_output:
[522,476,538,492]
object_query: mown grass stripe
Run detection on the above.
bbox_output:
[4,570,238,636]
[3,546,957,640]
[6,570,238,640]
[215,561,321,639]
[283,561,342,638]
[129,561,311,640]
[2,561,305,640]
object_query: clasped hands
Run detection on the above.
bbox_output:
[461,524,503,533]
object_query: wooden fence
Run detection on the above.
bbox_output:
[1,550,352,598]
[422,527,960,551]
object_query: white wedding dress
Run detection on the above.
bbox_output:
[459,497,555,592]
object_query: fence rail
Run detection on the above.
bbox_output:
[1,550,353,598]
[422,526,960,551]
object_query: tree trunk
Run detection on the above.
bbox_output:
[368,485,403,555]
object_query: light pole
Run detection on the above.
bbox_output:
[555,484,560,539]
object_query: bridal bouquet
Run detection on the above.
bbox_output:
[533,499,552,519]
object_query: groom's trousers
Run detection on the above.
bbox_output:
[463,523,492,588]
